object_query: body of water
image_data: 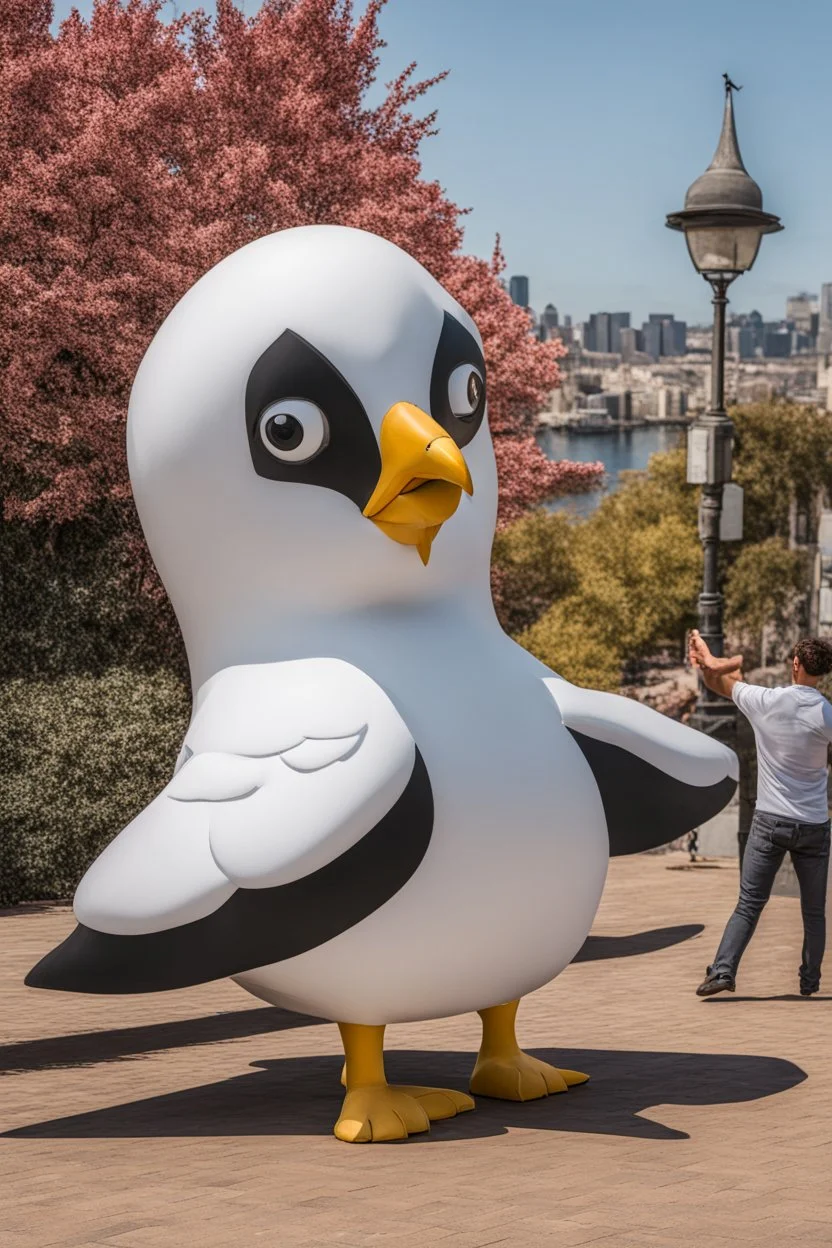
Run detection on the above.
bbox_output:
[537,424,686,518]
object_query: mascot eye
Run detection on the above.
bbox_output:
[448,364,485,420]
[258,399,329,464]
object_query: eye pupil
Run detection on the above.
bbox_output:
[448,363,484,422]
[265,412,303,451]
[258,399,329,464]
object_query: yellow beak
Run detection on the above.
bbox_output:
[362,402,474,565]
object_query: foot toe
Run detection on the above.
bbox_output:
[395,1085,475,1120]
[558,1067,590,1088]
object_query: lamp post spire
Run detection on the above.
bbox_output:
[711,76,749,176]
[681,76,766,215]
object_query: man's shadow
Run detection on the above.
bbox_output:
[5,1045,804,1144]
[704,995,832,1003]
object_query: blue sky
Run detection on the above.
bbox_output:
[51,0,832,326]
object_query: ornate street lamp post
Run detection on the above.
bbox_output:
[666,75,782,737]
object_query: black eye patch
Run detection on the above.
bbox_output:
[245,330,381,511]
[429,311,487,448]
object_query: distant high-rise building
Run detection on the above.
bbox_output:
[619,327,642,360]
[819,283,832,352]
[641,320,662,360]
[609,312,631,353]
[563,314,572,329]
[540,303,560,337]
[640,314,685,358]
[728,326,756,359]
[641,315,669,360]
[764,330,791,358]
[669,319,687,355]
[549,324,574,346]
[584,311,629,354]
[821,284,832,328]
[509,275,529,307]
[595,312,612,353]
[736,310,765,352]
[786,292,817,335]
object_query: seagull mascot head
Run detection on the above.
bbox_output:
[128,225,496,683]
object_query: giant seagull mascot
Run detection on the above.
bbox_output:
[28,226,737,1142]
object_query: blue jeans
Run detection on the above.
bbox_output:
[712,810,831,992]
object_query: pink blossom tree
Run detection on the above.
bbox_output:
[0,0,601,538]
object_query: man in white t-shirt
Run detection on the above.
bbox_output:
[689,632,832,998]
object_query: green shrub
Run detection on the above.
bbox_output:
[0,667,189,906]
[0,510,186,682]
[723,537,809,667]
[491,509,579,634]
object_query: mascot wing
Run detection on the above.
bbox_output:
[26,659,431,994]
[545,677,738,855]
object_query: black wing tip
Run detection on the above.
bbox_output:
[24,932,127,995]
[24,922,227,995]
[24,750,434,996]
[25,943,63,990]
[568,728,737,856]
[609,773,737,856]
[24,949,81,993]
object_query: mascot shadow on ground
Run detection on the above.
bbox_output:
[27,226,737,1143]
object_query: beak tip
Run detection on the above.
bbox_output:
[416,533,433,565]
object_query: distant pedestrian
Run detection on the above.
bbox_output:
[689,632,832,998]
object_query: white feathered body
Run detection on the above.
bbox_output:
[234,618,609,1025]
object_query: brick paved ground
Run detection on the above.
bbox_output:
[2,852,831,1248]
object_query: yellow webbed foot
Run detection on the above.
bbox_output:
[470,1000,590,1102]
[470,1052,588,1101]
[335,1022,475,1143]
[335,1084,431,1143]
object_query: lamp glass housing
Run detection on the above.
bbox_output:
[683,223,764,275]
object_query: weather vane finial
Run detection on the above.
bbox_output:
[723,72,742,95]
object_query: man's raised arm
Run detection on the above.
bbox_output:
[688,630,744,700]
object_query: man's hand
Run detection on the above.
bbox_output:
[689,630,744,675]
[688,629,714,671]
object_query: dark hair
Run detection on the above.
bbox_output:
[791,638,832,677]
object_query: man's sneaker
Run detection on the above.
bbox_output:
[696,970,735,997]
[800,985,819,997]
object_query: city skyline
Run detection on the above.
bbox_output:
[52,1,832,326]
[511,278,828,356]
